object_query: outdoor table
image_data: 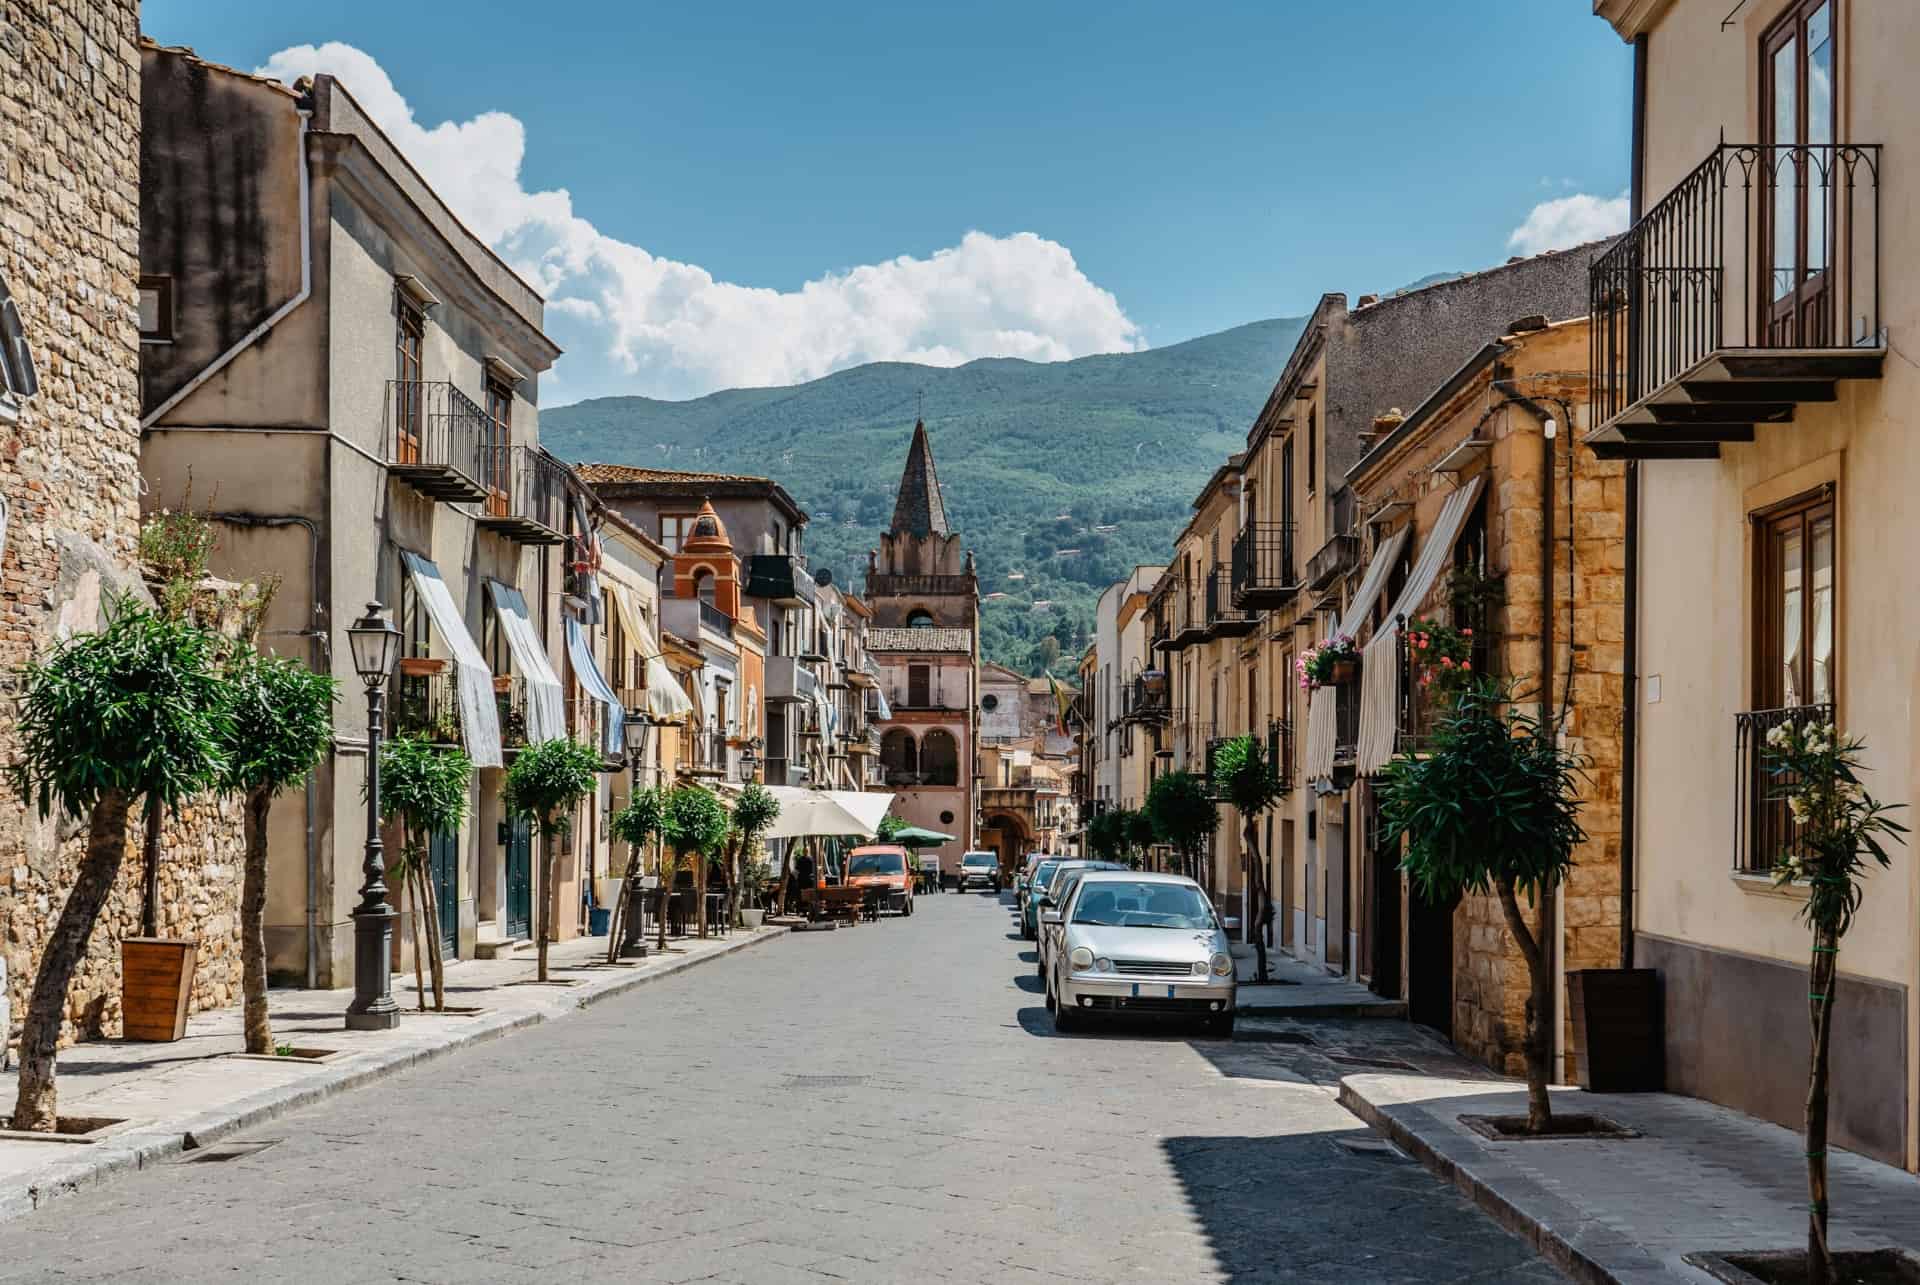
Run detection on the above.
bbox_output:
[706,890,729,935]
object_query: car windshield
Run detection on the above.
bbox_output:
[1032,861,1061,887]
[963,855,994,869]
[1071,881,1216,930]
[848,853,904,876]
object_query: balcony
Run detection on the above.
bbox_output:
[687,729,731,779]
[1266,718,1294,793]
[1587,142,1884,461]
[1123,670,1171,725]
[493,676,531,750]
[1734,703,1832,875]
[383,381,491,503]
[765,655,820,704]
[1175,720,1214,771]
[392,668,464,746]
[473,446,565,544]
[699,600,733,637]
[1306,533,1360,592]
[1231,522,1299,608]
[745,553,817,607]
[1204,569,1256,639]
[1155,580,1204,653]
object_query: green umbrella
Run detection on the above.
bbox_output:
[887,825,955,849]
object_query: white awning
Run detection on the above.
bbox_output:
[749,785,895,839]
[566,617,625,758]
[642,655,695,721]
[486,580,566,745]
[1304,526,1410,781]
[1356,476,1486,775]
[399,552,502,768]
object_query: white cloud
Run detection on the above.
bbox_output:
[1506,191,1629,257]
[258,43,1145,401]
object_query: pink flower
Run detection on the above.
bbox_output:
[1462,627,1473,638]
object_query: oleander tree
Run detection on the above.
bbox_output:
[1376,682,1586,1135]
[502,738,603,982]
[1761,718,1905,1285]
[662,784,731,938]
[221,648,338,1051]
[609,785,666,960]
[8,600,233,1131]
[1212,736,1284,984]
[1144,771,1217,887]
[724,783,780,923]
[377,735,472,1011]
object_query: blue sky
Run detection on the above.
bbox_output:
[144,1,1632,404]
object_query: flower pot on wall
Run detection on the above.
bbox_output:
[121,938,198,1042]
[399,657,447,678]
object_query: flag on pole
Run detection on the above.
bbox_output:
[1047,673,1072,735]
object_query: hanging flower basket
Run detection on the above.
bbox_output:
[1297,634,1359,690]
[1330,657,1360,686]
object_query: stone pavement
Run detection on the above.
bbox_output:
[0,924,782,1224]
[1233,949,1409,1019]
[0,890,1561,1283]
[1341,1073,1920,1283]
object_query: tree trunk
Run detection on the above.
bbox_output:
[1242,815,1270,984]
[1805,924,1838,1285]
[406,859,427,1011]
[418,853,446,1011]
[140,803,162,939]
[696,849,709,939]
[536,828,555,983]
[12,789,134,1132]
[1494,876,1553,1134]
[241,788,275,1055]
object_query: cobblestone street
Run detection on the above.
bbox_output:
[0,895,1560,1283]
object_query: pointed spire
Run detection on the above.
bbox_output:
[888,420,950,538]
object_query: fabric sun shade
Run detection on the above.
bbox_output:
[1354,476,1486,776]
[750,786,895,840]
[863,658,892,720]
[486,580,566,744]
[1303,526,1410,781]
[399,552,504,768]
[641,655,694,721]
[565,616,625,758]
[606,581,650,676]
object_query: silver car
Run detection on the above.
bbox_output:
[1033,861,1125,978]
[1045,872,1236,1036]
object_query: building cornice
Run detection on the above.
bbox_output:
[1594,0,1674,41]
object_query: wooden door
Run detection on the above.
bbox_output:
[430,829,459,958]
[505,818,534,939]
[394,299,424,463]
[1762,0,1837,345]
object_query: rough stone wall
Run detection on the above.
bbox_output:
[0,0,247,1052]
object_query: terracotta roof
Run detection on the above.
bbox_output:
[866,627,972,654]
[576,463,771,485]
[140,39,301,97]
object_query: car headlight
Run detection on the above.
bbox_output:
[1094,956,1112,972]
[1210,952,1234,978]
[1191,961,1209,977]
[1069,946,1094,971]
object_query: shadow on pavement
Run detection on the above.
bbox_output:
[1011,974,1043,994]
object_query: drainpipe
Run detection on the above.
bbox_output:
[1621,31,1649,971]
[212,511,328,989]
[142,105,313,430]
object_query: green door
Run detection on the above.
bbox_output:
[505,818,533,939]
[430,830,459,958]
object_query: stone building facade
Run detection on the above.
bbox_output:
[1,2,247,1050]
[1344,317,1622,1080]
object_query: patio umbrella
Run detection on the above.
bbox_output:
[886,825,955,848]
[753,786,894,840]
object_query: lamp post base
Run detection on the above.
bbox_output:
[344,906,400,1031]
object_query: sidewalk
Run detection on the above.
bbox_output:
[0,924,786,1224]
[1233,949,1408,1018]
[1339,1072,1920,1283]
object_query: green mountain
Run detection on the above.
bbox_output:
[541,316,1307,678]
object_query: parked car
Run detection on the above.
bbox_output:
[958,851,1001,892]
[844,845,914,916]
[1033,861,1126,976]
[1045,871,1236,1036]
[1017,859,1065,939]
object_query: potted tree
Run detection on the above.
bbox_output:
[723,782,780,929]
[1211,736,1283,983]
[609,785,665,961]
[1144,770,1218,887]
[1376,681,1587,1136]
[8,600,232,1130]
[663,784,730,938]
[502,738,603,983]
[378,734,473,1011]
[220,647,337,1053]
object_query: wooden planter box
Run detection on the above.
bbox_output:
[399,657,447,678]
[121,938,198,1042]
[1567,968,1663,1093]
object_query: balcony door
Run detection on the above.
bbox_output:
[1762,0,1837,346]
[484,378,512,516]
[394,297,424,463]
[1754,491,1834,712]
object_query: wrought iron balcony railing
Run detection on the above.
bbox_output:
[1306,533,1361,592]
[1589,142,1881,439]
[393,669,464,746]
[1266,717,1294,794]
[474,446,566,545]
[1734,703,1833,875]
[384,380,491,503]
[1231,522,1298,608]
[1204,568,1256,637]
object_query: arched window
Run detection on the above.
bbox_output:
[920,729,959,786]
[906,609,937,629]
[881,729,918,784]
[694,569,716,606]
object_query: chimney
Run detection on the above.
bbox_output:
[1356,293,1380,309]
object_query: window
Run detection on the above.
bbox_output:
[939,810,955,826]
[920,730,960,785]
[484,377,513,515]
[397,558,429,659]
[394,294,424,463]
[907,609,937,629]
[659,514,696,555]
[908,664,932,708]
[770,521,782,555]
[980,693,999,712]
[694,570,717,606]
[1754,489,1835,711]
[1306,406,1318,494]
[1762,0,1837,344]
[0,271,36,414]
[138,276,174,343]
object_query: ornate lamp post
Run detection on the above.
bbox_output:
[345,602,403,1031]
[620,714,655,959]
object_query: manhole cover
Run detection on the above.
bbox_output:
[783,1075,869,1088]
[180,1139,281,1164]
[1233,1030,1317,1046]
[1326,1053,1419,1071]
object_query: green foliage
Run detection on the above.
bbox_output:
[220,648,338,798]
[611,785,666,849]
[10,598,232,821]
[1761,719,1906,937]
[663,784,730,858]
[1144,771,1217,865]
[729,782,780,853]
[138,504,219,622]
[1211,735,1283,818]
[1123,809,1157,853]
[377,735,473,870]
[1376,682,1587,907]
[502,738,602,838]
[876,813,907,843]
[541,317,1309,677]
[1085,809,1126,861]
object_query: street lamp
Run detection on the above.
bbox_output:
[620,714,655,959]
[345,602,402,1031]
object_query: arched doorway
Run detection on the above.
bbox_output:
[919,728,959,785]
[979,811,1031,879]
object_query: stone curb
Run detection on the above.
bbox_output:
[1238,999,1409,1020]
[1336,1076,1623,1285]
[1,927,788,1227]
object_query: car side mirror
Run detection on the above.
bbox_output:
[1041,909,1063,925]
